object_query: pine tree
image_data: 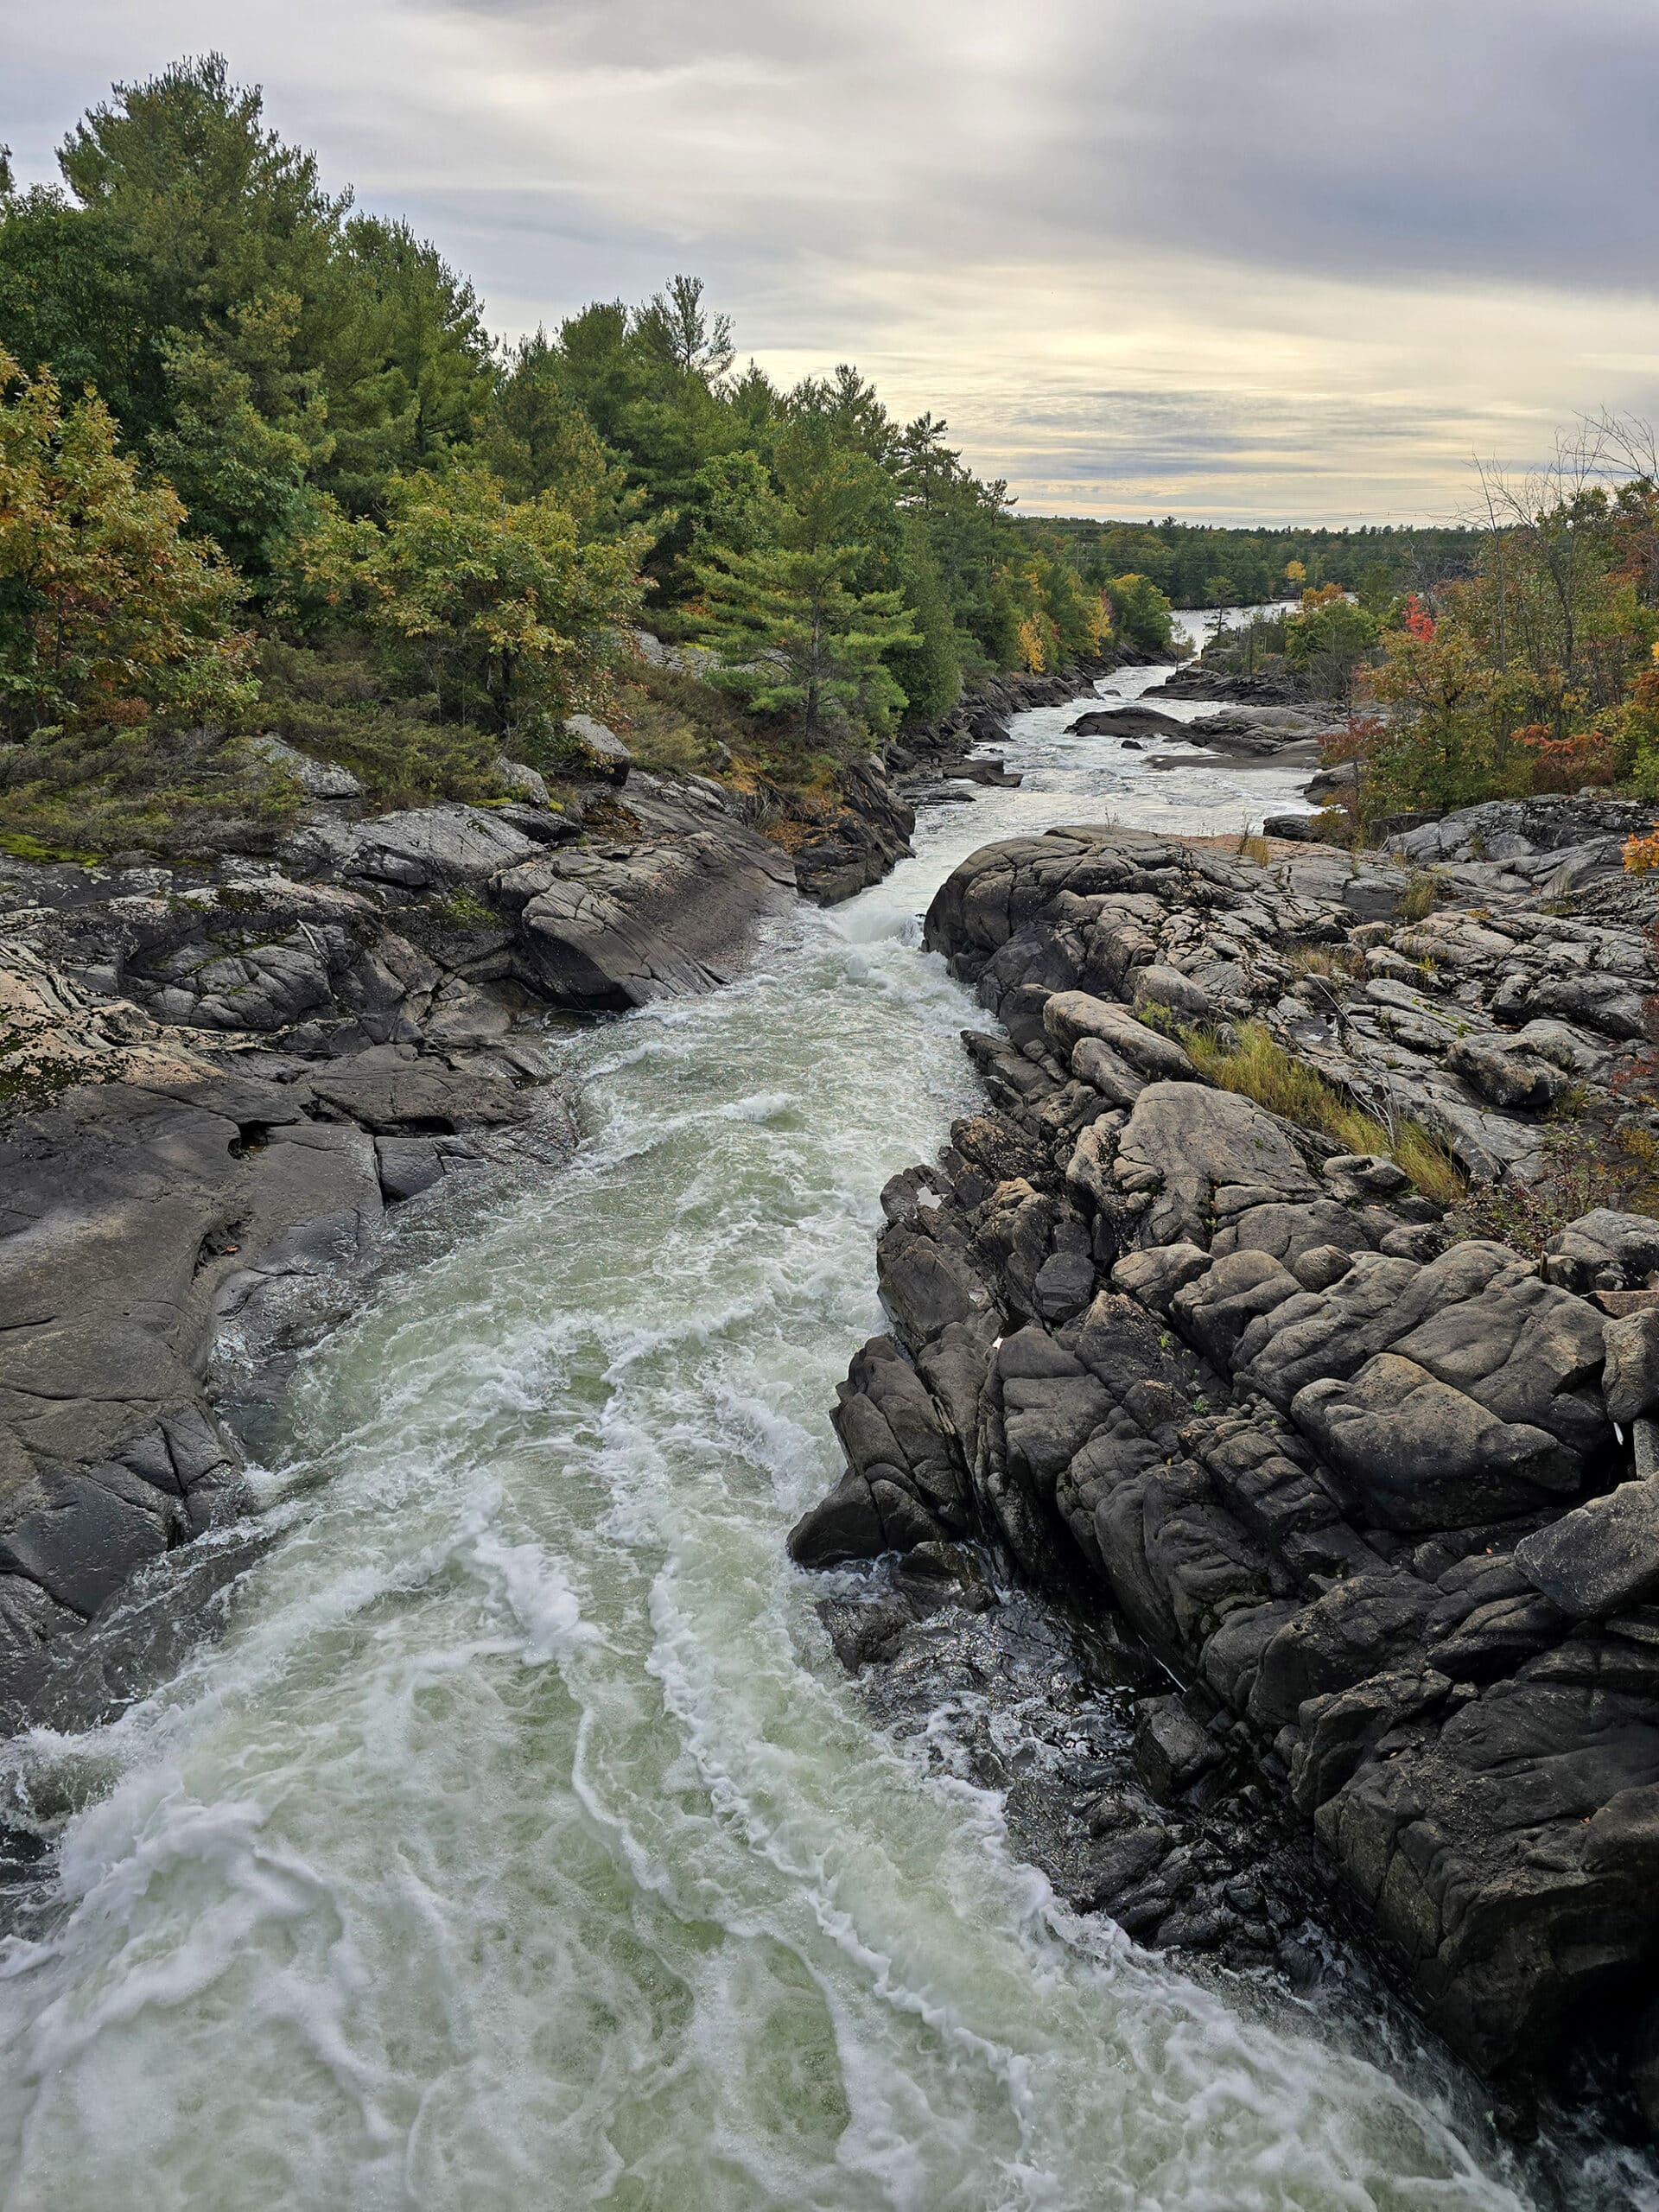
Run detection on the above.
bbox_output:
[691,541,917,750]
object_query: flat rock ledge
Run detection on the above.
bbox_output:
[0,772,798,1729]
[789,820,1659,2136]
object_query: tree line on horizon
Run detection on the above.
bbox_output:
[1191,424,1659,832]
[1020,515,1483,613]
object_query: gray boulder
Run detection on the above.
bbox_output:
[346,806,543,891]
[1111,1082,1319,1249]
[564,714,632,785]
[1515,1480,1659,1618]
[1292,1354,1583,1530]
[1605,1309,1659,1426]
[245,732,362,800]
[1446,1034,1567,1112]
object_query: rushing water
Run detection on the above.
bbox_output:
[0,668,1635,2209]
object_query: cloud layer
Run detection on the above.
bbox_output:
[8,0,1656,520]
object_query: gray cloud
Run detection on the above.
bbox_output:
[5,0,1656,520]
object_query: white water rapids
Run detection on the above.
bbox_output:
[0,664,1637,2209]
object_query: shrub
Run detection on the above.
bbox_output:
[250,636,506,808]
[1446,1122,1659,1256]
[0,349,253,741]
[0,718,302,857]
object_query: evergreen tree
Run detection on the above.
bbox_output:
[326,216,495,502]
[886,521,962,722]
[486,331,640,535]
[691,540,917,747]
[145,333,316,575]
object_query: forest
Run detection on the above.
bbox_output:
[1197,426,1659,836]
[0,55,1184,859]
[5,54,1659,865]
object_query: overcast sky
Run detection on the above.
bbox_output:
[10,0,1658,524]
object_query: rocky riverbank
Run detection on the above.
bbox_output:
[790,809,1659,2139]
[0,753,804,1727]
[0,648,1139,1735]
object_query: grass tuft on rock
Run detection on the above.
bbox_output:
[1181,1019,1466,1205]
[1287,944,1364,983]
[1396,868,1442,922]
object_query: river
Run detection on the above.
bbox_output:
[0,664,1637,2209]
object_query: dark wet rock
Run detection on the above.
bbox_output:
[791,756,917,905]
[0,1048,573,1723]
[795,818,1659,2133]
[1129,963,1212,1021]
[1111,1083,1319,1249]
[1066,706,1191,740]
[1146,665,1313,707]
[1134,1693,1224,1799]
[1514,1481,1659,1618]
[0,766,811,1726]
[1292,1356,1585,1531]
[493,817,796,1008]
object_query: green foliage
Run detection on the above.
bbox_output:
[0,348,254,740]
[1284,591,1380,699]
[279,467,651,734]
[485,330,641,532]
[145,332,315,575]
[1106,572,1179,655]
[0,829,100,864]
[1361,620,1508,814]
[0,188,160,429]
[691,542,917,749]
[887,524,963,723]
[681,448,778,561]
[3,50,1196,833]
[51,54,350,460]
[251,636,506,808]
[1022,513,1483,610]
[0,53,499,543]
[616,658,750,769]
[325,215,497,503]
[1351,445,1659,822]
[0,717,300,857]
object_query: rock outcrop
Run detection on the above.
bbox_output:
[0,771,797,1723]
[1147,665,1316,708]
[785,759,918,906]
[791,821,1659,2127]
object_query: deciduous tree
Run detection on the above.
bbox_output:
[0,348,251,740]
